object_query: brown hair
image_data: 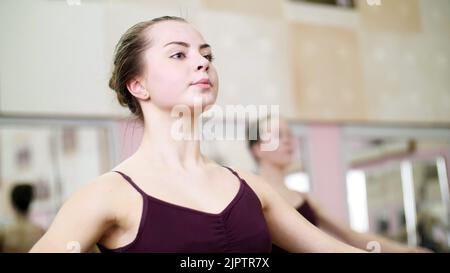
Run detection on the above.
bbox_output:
[109,16,187,121]
[246,115,272,163]
[247,115,272,150]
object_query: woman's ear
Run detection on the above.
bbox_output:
[126,77,150,100]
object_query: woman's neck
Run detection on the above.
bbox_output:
[135,105,206,172]
[259,161,287,189]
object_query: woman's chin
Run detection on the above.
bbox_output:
[188,95,217,110]
[202,103,216,112]
[278,158,293,168]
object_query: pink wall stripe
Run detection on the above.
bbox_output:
[307,124,349,224]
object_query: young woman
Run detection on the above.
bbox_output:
[30,16,363,253]
[248,116,431,253]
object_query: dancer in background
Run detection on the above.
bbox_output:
[0,184,45,252]
[247,116,431,253]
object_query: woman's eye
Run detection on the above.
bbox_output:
[203,54,214,62]
[171,52,186,59]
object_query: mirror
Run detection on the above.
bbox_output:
[344,127,450,252]
[0,118,114,229]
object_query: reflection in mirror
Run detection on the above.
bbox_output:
[0,121,113,232]
[412,158,450,252]
[0,120,111,252]
[345,133,450,252]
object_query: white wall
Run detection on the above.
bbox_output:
[2,0,447,122]
[0,0,116,116]
[0,0,296,119]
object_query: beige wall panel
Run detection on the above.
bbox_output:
[289,23,367,121]
[356,0,422,33]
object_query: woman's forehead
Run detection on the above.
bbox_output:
[148,21,206,46]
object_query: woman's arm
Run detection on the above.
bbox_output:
[236,169,365,253]
[29,174,118,253]
[305,194,431,253]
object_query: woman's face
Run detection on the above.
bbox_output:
[256,119,296,168]
[141,21,219,112]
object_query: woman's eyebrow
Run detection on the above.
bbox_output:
[164,41,211,50]
[199,43,211,50]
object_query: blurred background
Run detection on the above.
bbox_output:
[0,0,449,252]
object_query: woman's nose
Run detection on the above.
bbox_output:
[196,56,209,72]
[197,64,208,71]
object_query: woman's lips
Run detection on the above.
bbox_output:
[191,79,212,87]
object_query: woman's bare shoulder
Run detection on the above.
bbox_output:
[229,168,263,186]
[296,191,325,215]
[64,172,129,218]
[79,172,125,197]
[226,167,274,209]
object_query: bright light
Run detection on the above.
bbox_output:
[400,160,418,246]
[346,170,369,232]
[285,172,310,193]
